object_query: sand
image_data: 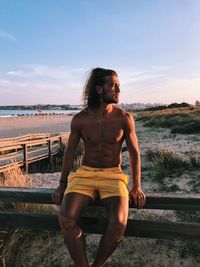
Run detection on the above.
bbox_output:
[0,114,73,138]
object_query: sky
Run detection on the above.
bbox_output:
[0,0,200,106]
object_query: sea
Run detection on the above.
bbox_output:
[0,109,80,117]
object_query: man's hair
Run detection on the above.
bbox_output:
[83,67,117,109]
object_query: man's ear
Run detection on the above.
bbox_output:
[96,86,103,95]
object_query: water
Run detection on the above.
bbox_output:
[0,109,80,117]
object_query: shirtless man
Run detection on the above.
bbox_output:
[52,68,146,267]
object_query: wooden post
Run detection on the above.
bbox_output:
[48,139,52,169]
[59,136,62,148]
[23,144,28,173]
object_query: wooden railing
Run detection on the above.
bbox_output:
[0,133,51,145]
[0,187,199,241]
[0,133,69,173]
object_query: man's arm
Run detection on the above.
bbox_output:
[124,112,146,209]
[52,115,81,204]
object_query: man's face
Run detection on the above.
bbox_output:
[100,75,120,104]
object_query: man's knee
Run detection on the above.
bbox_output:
[59,213,83,244]
[58,212,77,232]
[107,217,127,237]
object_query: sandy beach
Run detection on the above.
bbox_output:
[0,114,73,138]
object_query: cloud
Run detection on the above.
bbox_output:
[121,74,200,104]
[1,64,199,105]
[0,30,16,42]
[118,67,166,88]
[1,65,87,105]
[7,64,85,80]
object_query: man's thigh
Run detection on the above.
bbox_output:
[60,192,92,220]
[103,196,129,224]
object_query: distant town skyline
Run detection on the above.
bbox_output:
[0,1,200,105]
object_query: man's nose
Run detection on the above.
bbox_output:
[115,85,120,93]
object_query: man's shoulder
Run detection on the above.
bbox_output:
[114,106,133,119]
[114,107,135,130]
[70,109,88,130]
[72,109,88,120]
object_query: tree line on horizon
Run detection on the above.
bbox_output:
[0,101,199,111]
[0,104,80,110]
[144,101,200,111]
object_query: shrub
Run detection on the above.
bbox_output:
[145,148,190,180]
[171,121,200,134]
[137,106,200,134]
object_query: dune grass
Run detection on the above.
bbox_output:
[0,165,57,266]
[145,148,199,181]
[137,106,200,134]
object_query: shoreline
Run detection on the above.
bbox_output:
[0,112,77,118]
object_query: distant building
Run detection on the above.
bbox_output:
[195,100,200,106]
[119,103,163,111]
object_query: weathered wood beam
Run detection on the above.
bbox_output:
[0,188,199,211]
[0,211,199,241]
[23,144,28,173]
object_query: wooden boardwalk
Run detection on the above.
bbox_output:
[0,133,69,173]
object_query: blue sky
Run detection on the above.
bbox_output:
[0,0,199,105]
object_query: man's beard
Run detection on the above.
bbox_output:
[102,94,119,104]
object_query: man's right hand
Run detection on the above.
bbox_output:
[52,184,67,205]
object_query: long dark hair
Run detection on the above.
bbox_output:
[83,67,117,109]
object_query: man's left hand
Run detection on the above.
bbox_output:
[129,188,146,209]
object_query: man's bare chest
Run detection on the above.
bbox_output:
[81,119,124,144]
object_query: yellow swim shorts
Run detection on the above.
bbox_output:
[64,165,129,200]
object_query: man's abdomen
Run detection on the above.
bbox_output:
[82,142,123,168]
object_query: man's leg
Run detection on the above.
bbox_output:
[92,196,129,267]
[59,192,92,267]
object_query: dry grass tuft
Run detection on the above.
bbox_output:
[0,164,56,266]
[1,162,32,188]
[1,163,55,213]
[0,163,32,212]
[146,147,189,168]
[145,148,191,180]
[0,228,35,267]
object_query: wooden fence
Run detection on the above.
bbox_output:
[0,133,69,173]
[0,187,199,241]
